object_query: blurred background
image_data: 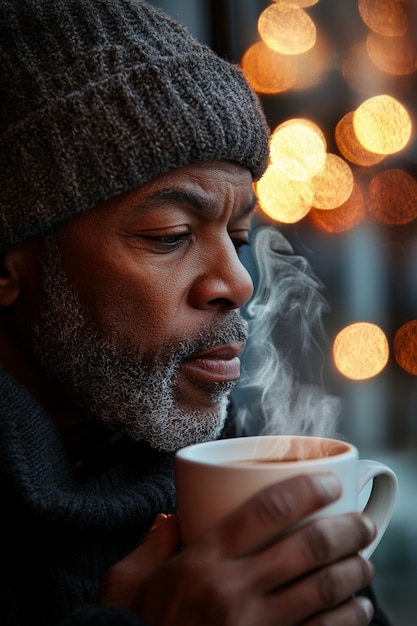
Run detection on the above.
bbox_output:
[149,1,417,623]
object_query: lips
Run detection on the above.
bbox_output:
[180,342,245,383]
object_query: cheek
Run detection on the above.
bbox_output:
[59,232,193,348]
[84,274,185,349]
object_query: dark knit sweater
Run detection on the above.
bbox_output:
[0,367,391,625]
[0,367,175,626]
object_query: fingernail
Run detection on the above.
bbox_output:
[356,596,374,622]
[150,513,172,533]
[314,473,342,500]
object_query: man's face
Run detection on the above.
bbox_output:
[33,161,256,450]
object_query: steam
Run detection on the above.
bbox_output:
[234,226,342,438]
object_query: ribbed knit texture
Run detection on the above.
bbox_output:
[0,0,270,250]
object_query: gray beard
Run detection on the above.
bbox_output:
[32,236,248,451]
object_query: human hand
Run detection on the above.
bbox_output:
[99,473,376,625]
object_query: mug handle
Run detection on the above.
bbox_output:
[357,459,398,559]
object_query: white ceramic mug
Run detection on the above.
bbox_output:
[175,435,397,558]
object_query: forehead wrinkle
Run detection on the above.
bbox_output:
[136,188,258,221]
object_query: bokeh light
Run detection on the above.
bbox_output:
[270,118,327,180]
[366,32,416,76]
[368,169,417,225]
[335,112,386,167]
[258,3,316,55]
[272,0,319,6]
[309,181,366,232]
[353,95,412,155]
[310,153,354,210]
[333,322,389,380]
[287,34,329,90]
[241,42,295,94]
[394,321,417,375]
[256,163,313,223]
[242,36,328,94]
[358,0,408,37]
[341,39,414,98]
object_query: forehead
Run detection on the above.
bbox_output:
[95,160,257,223]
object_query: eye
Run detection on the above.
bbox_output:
[147,232,192,250]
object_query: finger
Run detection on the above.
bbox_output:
[127,513,181,577]
[248,512,376,591]
[99,513,180,605]
[209,473,342,557]
[265,555,375,625]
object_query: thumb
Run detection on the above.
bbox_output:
[143,513,181,560]
[126,513,181,576]
[98,514,180,607]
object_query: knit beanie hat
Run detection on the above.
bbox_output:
[0,0,270,251]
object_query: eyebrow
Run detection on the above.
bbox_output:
[141,188,258,219]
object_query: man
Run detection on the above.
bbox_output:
[0,0,389,624]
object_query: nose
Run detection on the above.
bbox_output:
[189,237,254,310]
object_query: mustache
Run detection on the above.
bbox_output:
[161,312,249,363]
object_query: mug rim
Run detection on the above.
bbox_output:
[175,435,356,466]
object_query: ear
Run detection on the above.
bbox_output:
[0,250,22,307]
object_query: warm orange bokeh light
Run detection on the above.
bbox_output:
[258,3,316,55]
[368,169,417,225]
[342,42,409,96]
[310,154,354,210]
[366,32,416,76]
[393,321,417,375]
[309,182,365,233]
[242,31,329,95]
[241,42,295,94]
[287,35,329,90]
[333,322,389,380]
[270,118,326,180]
[353,95,412,155]
[335,112,385,166]
[256,163,313,224]
[358,0,408,37]
[272,0,319,6]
